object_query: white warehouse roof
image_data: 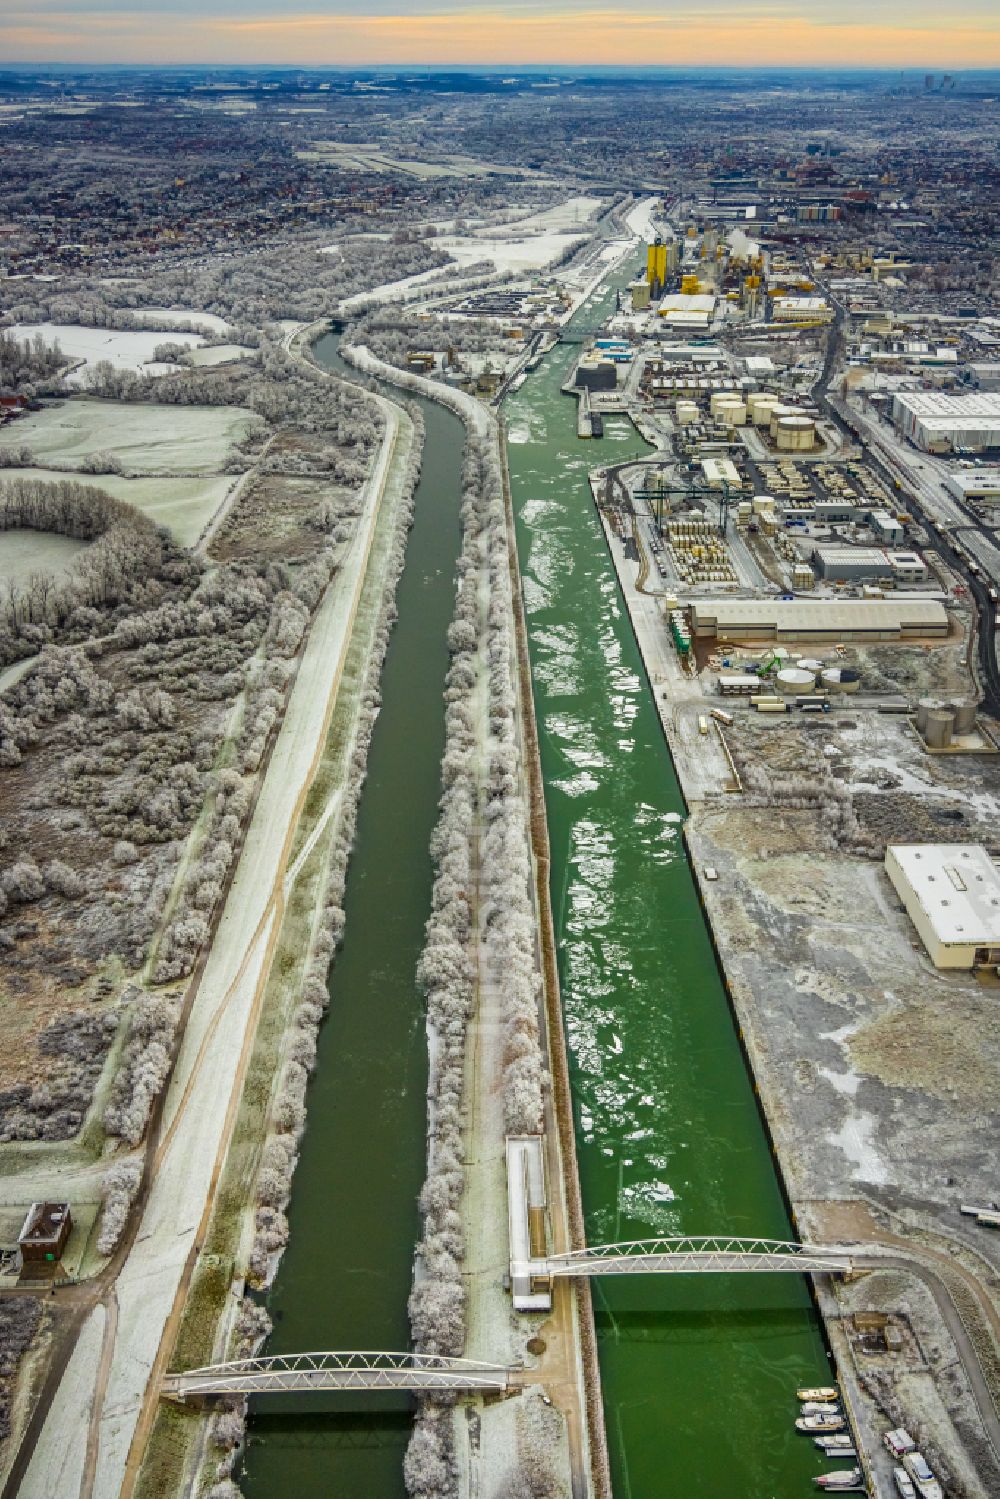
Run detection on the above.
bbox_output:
[690,598,947,639]
[886,845,1000,948]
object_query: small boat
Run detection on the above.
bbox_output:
[902,1452,944,1499]
[814,1470,863,1491]
[815,1434,856,1451]
[797,1414,846,1433]
[893,1469,917,1499]
[802,1401,844,1416]
[798,1386,839,1402]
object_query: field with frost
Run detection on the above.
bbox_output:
[10,399,255,475]
[185,344,253,367]
[0,469,234,547]
[0,528,86,583]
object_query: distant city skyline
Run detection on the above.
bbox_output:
[3,2,999,69]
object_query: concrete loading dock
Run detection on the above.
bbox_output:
[690,599,948,643]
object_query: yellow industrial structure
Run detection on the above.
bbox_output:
[646,240,668,287]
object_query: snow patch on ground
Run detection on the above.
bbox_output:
[826,1112,889,1184]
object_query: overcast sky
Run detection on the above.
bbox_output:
[3,2,998,68]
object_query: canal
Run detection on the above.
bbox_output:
[241,335,467,1498]
[504,270,834,1498]
[243,282,834,1499]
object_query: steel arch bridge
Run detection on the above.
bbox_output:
[162,1351,513,1402]
[518,1236,854,1280]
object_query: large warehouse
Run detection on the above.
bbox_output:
[885,844,1000,969]
[946,469,1000,504]
[890,392,1000,454]
[689,598,948,642]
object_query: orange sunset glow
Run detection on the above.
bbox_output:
[1,7,998,67]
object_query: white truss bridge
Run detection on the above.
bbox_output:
[161,1351,513,1401]
[516,1235,855,1282]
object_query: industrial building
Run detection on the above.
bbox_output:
[630,279,651,312]
[812,546,893,582]
[689,598,948,642]
[890,392,1000,454]
[575,356,617,392]
[871,510,905,544]
[771,295,833,323]
[810,547,928,583]
[885,844,1000,969]
[946,469,1000,504]
[701,457,740,488]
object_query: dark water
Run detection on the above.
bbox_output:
[241,335,467,1497]
[504,276,835,1498]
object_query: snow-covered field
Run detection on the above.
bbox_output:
[185,343,253,367]
[0,469,234,547]
[11,399,255,475]
[332,195,600,308]
[0,527,86,583]
[10,323,205,383]
[625,195,662,242]
[127,307,232,336]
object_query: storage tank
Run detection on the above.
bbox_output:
[821,667,843,692]
[750,397,781,427]
[776,415,817,452]
[747,391,778,420]
[768,403,801,436]
[916,697,940,734]
[950,700,978,734]
[776,667,816,695]
[710,390,737,416]
[715,399,747,426]
[676,400,698,425]
[839,668,860,694]
[925,708,955,749]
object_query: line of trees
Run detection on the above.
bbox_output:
[366,369,546,1499]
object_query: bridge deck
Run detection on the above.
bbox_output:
[162,1352,513,1400]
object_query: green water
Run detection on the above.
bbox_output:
[241,338,467,1497]
[505,277,834,1498]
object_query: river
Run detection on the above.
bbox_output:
[504,269,835,1499]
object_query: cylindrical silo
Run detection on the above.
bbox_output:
[916,698,940,734]
[950,700,978,734]
[925,709,954,749]
[821,667,843,692]
[769,403,800,436]
[776,667,816,695]
[776,416,816,451]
